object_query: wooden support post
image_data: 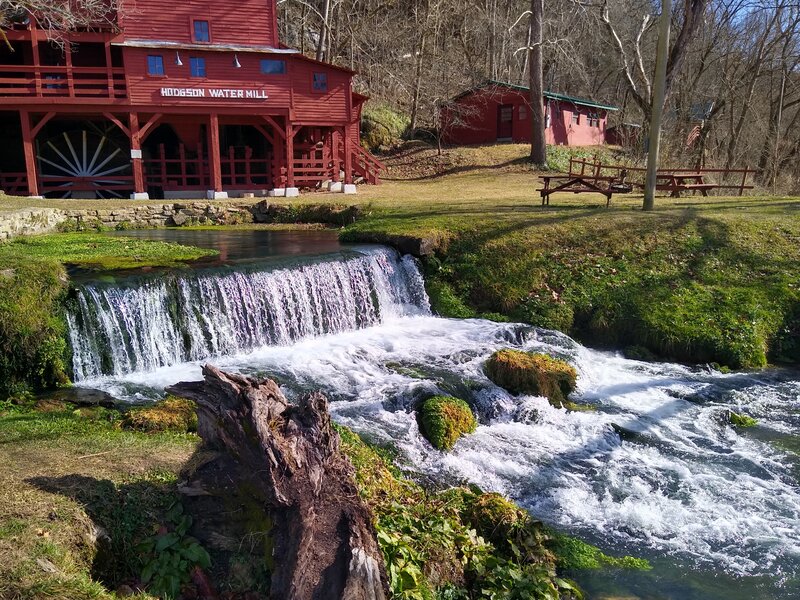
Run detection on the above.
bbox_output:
[179,144,187,188]
[197,142,206,188]
[20,110,39,197]
[105,39,115,97]
[64,40,74,97]
[286,122,295,188]
[129,113,146,196]
[331,129,340,182]
[207,114,223,193]
[31,30,42,96]
[343,125,353,185]
[159,144,167,188]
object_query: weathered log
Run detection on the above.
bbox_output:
[167,365,387,600]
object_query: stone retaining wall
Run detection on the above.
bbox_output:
[60,202,257,230]
[0,201,361,241]
[0,208,65,241]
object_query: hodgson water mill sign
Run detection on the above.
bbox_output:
[160,87,269,99]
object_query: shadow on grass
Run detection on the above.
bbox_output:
[28,474,176,590]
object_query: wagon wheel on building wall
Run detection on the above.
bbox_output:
[36,129,131,199]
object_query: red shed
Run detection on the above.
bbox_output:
[0,0,382,199]
[442,81,618,147]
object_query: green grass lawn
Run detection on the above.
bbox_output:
[345,169,800,369]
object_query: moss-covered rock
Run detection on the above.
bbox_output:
[122,396,197,433]
[550,533,652,571]
[418,395,477,451]
[485,350,577,408]
[466,492,529,543]
[728,410,758,428]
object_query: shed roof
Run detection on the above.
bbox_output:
[455,80,619,112]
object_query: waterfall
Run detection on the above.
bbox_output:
[67,247,430,381]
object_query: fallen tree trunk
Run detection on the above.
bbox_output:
[167,365,387,600]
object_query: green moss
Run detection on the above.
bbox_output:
[426,280,477,318]
[418,396,477,451]
[0,232,217,270]
[485,350,578,408]
[728,411,758,428]
[465,492,529,546]
[0,258,70,398]
[550,533,651,571]
[122,397,198,433]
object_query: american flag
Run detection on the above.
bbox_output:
[686,125,702,148]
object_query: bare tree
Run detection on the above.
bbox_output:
[530,0,546,166]
[1,0,120,45]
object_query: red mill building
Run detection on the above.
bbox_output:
[0,0,382,199]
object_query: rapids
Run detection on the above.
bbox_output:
[67,238,800,599]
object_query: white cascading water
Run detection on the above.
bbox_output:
[68,246,800,598]
[67,247,428,381]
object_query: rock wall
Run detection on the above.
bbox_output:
[0,201,361,240]
[60,202,256,230]
[0,208,65,241]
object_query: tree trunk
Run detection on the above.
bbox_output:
[409,28,428,133]
[167,366,388,600]
[529,0,546,166]
[316,0,332,62]
[643,0,672,211]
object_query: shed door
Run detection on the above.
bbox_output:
[497,105,514,140]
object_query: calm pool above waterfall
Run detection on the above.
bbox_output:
[68,230,800,599]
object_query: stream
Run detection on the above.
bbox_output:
[67,229,800,599]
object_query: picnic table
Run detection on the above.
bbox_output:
[538,174,616,207]
[655,172,716,197]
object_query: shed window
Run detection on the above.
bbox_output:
[588,113,600,127]
[571,111,580,125]
[147,55,165,76]
[193,20,211,43]
[261,59,286,75]
[190,57,206,77]
[312,72,328,92]
[519,105,528,120]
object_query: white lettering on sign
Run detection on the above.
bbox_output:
[160,87,268,100]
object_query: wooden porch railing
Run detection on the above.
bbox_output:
[0,173,29,195]
[144,143,209,191]
[0,65,127,98]
[351,144,385,185]
[222,147,272,188]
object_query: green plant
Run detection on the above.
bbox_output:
[137,502,210,599]
[418,396,477,451]
[361,103,410,151]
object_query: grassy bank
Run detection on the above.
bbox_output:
[1,400,647,599]
[0,234,216,398]
[344,151,800,369]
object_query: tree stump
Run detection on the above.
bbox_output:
[167,365,387,600]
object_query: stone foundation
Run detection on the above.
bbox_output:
[0,208,65,241]
[0,200,362,241]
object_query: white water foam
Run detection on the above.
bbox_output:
[77,315,800,585]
